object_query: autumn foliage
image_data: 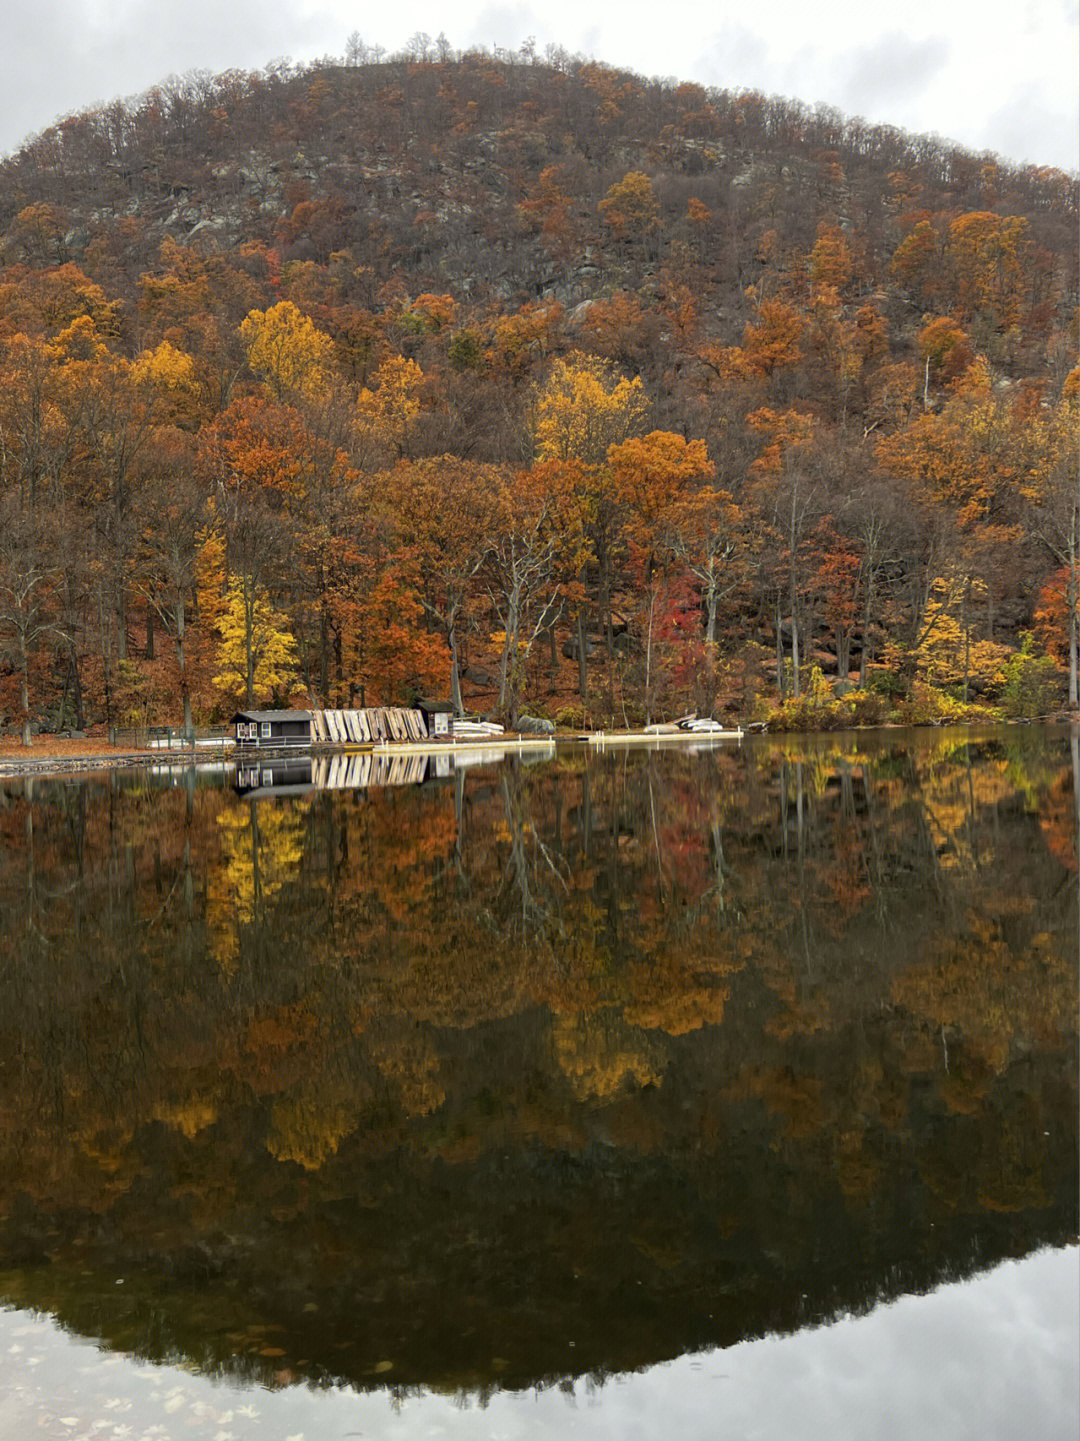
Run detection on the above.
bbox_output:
[0,47,1076,739]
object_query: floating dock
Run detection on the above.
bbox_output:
[587,728,743,749]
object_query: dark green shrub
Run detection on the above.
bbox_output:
[864,668,907,698]
[448,330,484,370]
[999,634,1062,718]
[895,680,999,725]
[554,704,587,729]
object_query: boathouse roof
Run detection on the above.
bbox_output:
[231,709,312,724]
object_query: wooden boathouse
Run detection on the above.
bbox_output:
[233,709,313,748]
[231,704,512,751]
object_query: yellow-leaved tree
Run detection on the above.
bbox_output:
[131,338,198,394]
[354,353,424,464]
[906,575,1012,694]
[240,300,335,400]
[212,576,298,707]
[532,354,651,709]
[533,352,649,465]
[598,170,661,243]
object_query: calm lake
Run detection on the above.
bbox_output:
[0,728,1077,1438]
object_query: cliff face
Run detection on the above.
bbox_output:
[2,55,1075,338]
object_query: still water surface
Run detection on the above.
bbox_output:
[0,728,1076,1435]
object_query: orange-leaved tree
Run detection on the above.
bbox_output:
[387,457,505,714]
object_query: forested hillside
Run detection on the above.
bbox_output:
[0,45,1077,739]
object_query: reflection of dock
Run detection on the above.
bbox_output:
[588,728,743,750]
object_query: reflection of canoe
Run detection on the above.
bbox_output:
[312,751,431,788]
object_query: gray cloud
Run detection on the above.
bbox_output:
[984,81,1079,171]
[698,24,770,90]
[465,3,545,51]
[836,31,950,117]
[3,2,1076,173]
[0,1,340,156]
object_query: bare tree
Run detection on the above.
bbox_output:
[0,500,65,745]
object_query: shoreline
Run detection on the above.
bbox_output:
[0,729,739,780]
[1,716,1075,782]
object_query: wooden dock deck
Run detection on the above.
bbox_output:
[587,728,743,749]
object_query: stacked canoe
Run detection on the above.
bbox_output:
[451,719,505,739]
[309,707,428,745]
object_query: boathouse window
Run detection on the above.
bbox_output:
[261,722,271,738]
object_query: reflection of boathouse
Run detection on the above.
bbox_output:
[233,709,313,748]
[234,757,314,797]
[233,744,553,798]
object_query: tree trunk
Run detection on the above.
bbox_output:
[117,580,128,661]
[57,659,72,733]
[449,622,464,715]
[319,595,330,703]
[789,486,801,698]
[1068,532,1079,710]
[98,584,113,729]
[576,606,588,705]
[859,570,876,686]
[838,631,851,682]
[174,595,193,739]
[644,591,655,726]
[1068,569,1078,710]
[499,585,520,711]
[775,593,786,700]
[244,579,255,707]
[69,643,84,730]
[19,632,31,747]
[705,558,718,648]
[602,556,615,716]
[1072,730,1079,979]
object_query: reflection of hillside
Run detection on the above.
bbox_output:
[0,731,1075,1393]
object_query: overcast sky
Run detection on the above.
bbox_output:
[1,0,1076,171]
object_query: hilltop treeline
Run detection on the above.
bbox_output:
[0,47,1077,739]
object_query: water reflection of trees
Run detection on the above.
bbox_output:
[0,730,1075,1392]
